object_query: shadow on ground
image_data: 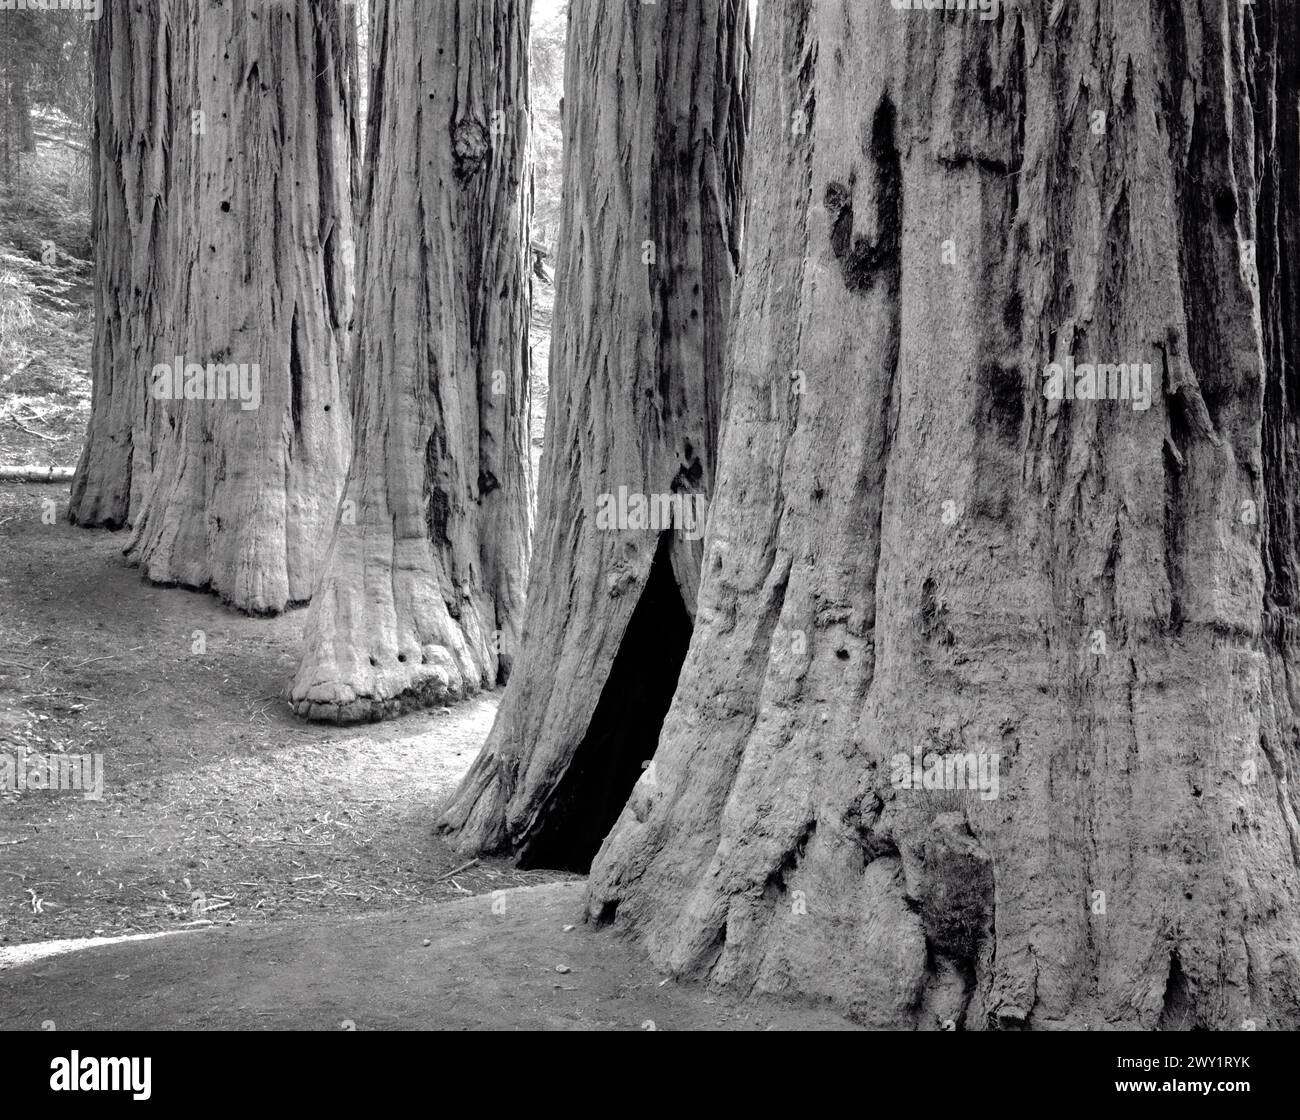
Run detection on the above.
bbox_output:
[0,883,861,1030]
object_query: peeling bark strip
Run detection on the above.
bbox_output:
[69,0,171,529]
[586,0,1300,1030]
[122,0,358,615]
[438,0,751,863]
[287,0,532,722]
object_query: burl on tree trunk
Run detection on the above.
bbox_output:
[438,0,751,863]
[287,0,533,722]
[124,0,357,614]
[586,0,1300,1030]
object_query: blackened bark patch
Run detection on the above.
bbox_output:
[1158,950,1196,1030]
[1257,0,1300,615]
[1002,292,1023,334]
[912,819,994,967]
[979,362,1023,446]
[289,306,303,437]
[426,488,450,550]
[825,178,856,257]
[518,531,694,872]
[1178,111,1233,421]
[823,96,901,296]
[672,452,704,493]
[1009,18,1026,214]
[322,224,340,331]
[425,428,451,548]
[1164,370,1192,631]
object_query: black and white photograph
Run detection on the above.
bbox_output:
[0,0,1295,1080]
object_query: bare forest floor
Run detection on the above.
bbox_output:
[0,486,578,951]
[0,128,564,954]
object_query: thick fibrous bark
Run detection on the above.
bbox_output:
[586,0,1300,1030]
[69,0,170,529]
[287,0,533,721]
[438,0,750,863]
[125,0,357,614]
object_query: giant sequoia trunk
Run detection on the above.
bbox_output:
[287,0,533,721]
[70,0,170,529]
[438,0,750,863]
[124,0,357,614]
[582,0,1300,1030]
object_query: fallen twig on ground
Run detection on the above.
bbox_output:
[435,858,480,882]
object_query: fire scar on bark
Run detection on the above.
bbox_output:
[823,96,901,296]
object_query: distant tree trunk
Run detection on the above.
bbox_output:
[125,0,357,614]
[583,0,1300,1031]
[69,0,170,529]
[287,0,533,721]
[12,71,33,153]
[0,51,19,181]
[438,0,750,863]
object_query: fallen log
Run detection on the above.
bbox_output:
[0,466,75,482]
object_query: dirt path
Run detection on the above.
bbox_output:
[0,485,573,948]
[0,882,859,1030]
